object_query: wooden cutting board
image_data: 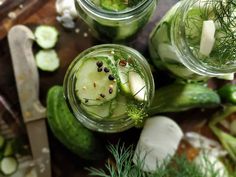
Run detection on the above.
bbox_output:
[0,0,221,176]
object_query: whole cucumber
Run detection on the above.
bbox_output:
[148,83,220,114]
[47,86,105,160]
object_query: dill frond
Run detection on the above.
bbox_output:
[185,0,236,69]
[87,144,225,177]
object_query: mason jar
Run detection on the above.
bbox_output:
[149,0,236,80]
[74,0,157,42]
[64,44,155,133]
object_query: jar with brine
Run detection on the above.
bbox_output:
[64,44,155,133]
[149,0,236,80]
[75,0,157,42]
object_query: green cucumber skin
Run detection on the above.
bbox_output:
[218,84,236,104]
[47,86,105,160]
[148,83,220,114]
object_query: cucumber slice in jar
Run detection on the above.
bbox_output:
[75,57,118,106]
[129,71,147,101]
[81,102,111,119]
[100,0,127,11]
[111,95,127,118]
[117,59,131,94]
[35,50,60,71]
[35,25,59,49]
[0,157,18,176]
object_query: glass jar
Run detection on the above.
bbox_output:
[74,0,157,42]
[64,44,155,133]
[149,0,236,80]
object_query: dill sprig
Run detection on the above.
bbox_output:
[126,103,148,125]
[185,0,236,68]
[87,143,222,177]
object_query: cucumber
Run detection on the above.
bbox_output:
[100,0,127,11]
[0,157,18,176]
[81,102,111,119]
[35,49,60,72]
[3,140,14,157]
[148,83,220,114]
[218,83,236,104]
[35,25,59,49]
[111,95,127,118]
[129,71,147,101]
[0,135,5,150]
[117,61,131,94]
[47,86,105,160]
[75,57,118,106]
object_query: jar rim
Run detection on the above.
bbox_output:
[76,0,153,20]
[172,0,236,76]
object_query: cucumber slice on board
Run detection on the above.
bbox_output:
[75,57,118,106]
[0,157,18,176]
[35,49,60,72]
[35,25,59,49]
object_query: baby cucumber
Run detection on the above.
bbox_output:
[47,86,105,160]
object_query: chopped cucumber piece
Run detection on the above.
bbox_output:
[117,61,131,94]
[200,20,216,56]
[0,135,5,150]
[116,23,139,40]
[100,0,127,11]
[230,120,236,136]
[3,140,14,156]
[0,157,18,176]
[35,25,59,49]
[129,71,147,101]
[111,95,127,118]
[81,102,111,119]
[75,57,118,106]
[35,50,60,72]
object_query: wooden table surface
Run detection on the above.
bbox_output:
[0,0,223,176]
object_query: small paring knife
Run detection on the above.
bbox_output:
[8,25,51,177]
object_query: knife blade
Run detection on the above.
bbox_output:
[8,25,51,177]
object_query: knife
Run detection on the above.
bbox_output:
[8,25,51,177]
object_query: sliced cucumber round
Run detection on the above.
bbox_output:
[129,71,147,101]
[111,95,127,118]
[35,25,59,49]
[35,49,60,72]
[0,157,18,176]
[75,57,118,106]
[81,102,111,119]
